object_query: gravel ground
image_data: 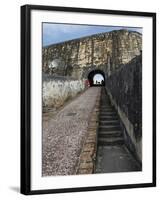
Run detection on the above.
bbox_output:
[42,87,101,176]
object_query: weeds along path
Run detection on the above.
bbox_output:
[42,87,101,176]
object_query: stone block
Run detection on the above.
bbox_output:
[78,168,93,174]
[79,162,93,169]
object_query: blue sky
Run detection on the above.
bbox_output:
[43,23,142,47]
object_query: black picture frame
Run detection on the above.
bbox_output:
[21,4,156,195]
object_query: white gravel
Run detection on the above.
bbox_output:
[42,87,101,176]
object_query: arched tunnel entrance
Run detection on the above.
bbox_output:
[88,69,105,86]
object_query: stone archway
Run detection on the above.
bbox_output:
[87,69,105,86]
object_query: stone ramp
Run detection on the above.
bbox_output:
[42,87,101,176]
[95,87,141,173]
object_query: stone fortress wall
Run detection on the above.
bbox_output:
[42,29,142,79]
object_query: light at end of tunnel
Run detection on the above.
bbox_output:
[93,74,104,85]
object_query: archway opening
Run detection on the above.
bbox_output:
[88,69,105,86]
[93,74,104,85]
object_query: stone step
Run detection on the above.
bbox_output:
[98,130,122,137]
[100,107,113,110]
[100,113,117,117]
[100,108,114,112]
[100,105,113,107]
[99,120,120,126]
[98,137,124,146]
[100,116,119,120]
[99,125,121,131]
[100,111,117,115]
[101,99,110,102]
[101,98,110,101]
[100,103,111,107]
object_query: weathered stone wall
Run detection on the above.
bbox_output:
[106,54,142,162]
[43,30,142,79]
[43,74,86,109]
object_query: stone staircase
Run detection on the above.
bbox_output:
[98,88,124,146]
[95,87,141,173]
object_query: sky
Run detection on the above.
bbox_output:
[93,74,104,84]
[43,23,142,47]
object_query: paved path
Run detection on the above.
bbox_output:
[96,145,141,173]
[42,87,101,176]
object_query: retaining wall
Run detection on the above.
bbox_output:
[42,74,86,109]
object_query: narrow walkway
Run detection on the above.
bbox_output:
[42,87,101,176]
[95,87,141,173]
